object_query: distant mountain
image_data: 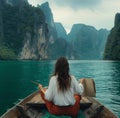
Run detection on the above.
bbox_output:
[66,24,109,59]
[98,29,109,58]
[40,2,54,27]
[104,13,120,60]
[39,2,67,59]
[0,1,110,60]
[55,23,67,39]
[67,24,85,41]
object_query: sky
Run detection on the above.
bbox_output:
[28,0,120,33]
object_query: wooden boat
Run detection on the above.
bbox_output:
[1,90,117,118]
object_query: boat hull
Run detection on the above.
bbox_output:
[1,90,117,118]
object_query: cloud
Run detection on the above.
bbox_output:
[53,0,102,10]
[28,0,42,6]
[28,0,102,9]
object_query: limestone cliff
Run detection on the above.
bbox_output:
[0,0,48,60]
[39,2,59,59]
[20,25,48,59]
[55,22,67,39]
[67,24,109,59]
[19,5,48,60]
[104,13,120,60]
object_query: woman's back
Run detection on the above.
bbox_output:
[45,75,84,106]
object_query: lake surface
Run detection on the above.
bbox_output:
[0,60,120,117]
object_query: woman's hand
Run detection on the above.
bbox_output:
[38,84,45,94]
[38,84,43,90]
[79,78,85,84]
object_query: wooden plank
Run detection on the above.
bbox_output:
[1,91,40,118]
[1,107,20,118]
[80,97,92,110]
[26,103,46,109]
[82,97,92,103]
[26,92,45,104]
[84,97,117,118]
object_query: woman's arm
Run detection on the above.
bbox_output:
[38,84,45,94]
[79,78,85,84]
[72,76,85,95]
[44,77,55,101]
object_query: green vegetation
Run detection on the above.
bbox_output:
[47,38,67,59]
[0,45,17,60]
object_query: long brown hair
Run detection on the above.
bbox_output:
[54,57,71,92]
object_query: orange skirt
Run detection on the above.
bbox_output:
[40,90,81,117]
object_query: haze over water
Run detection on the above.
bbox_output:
[0,60,120,117]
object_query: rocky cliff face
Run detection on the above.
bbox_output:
[55,23,67,39]
[39,2,57,43]
[104,13,120,60]
[20,2,67,59]
[19,4,48,60]
[20,25,48,59]
[97,29,109,58]
[39,2,62,59]
[40,2,54,28]
[67,24,109,59]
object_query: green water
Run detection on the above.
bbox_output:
[42,110,85,118]
[0,60,120,117]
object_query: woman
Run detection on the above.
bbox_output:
[38,57,84,117]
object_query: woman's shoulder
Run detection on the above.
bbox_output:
[50,75,58,79]
[70,75,76,80]
[50,75,58,82]
[70,75,78,83]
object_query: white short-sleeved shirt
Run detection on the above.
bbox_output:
[45,75,84,106]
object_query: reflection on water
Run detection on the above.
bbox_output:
[0,60,120,117]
